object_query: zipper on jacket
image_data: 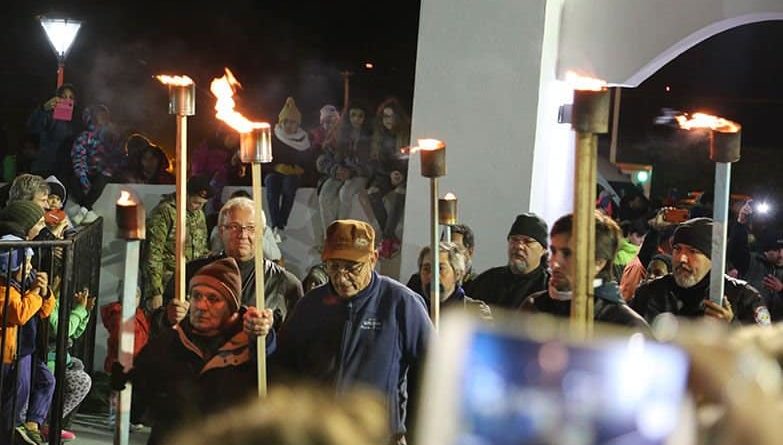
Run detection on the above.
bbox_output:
[336,300,353,389]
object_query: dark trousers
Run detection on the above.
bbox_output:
[265,173,300,229]
[368,177,405,239]
[71,173,111,210]
[15,355,54,426]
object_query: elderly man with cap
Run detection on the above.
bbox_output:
[142,175,212,311]
[162,197,303,331]
[465,213,550,309]
[113,258,274,445]
[728,201,783,320]
[631,217,770,326]
[274,219,432,444]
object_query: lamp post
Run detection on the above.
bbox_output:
[38,16,82,88]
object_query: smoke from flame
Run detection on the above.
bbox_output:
[210,68,268,133]
[675,112,741,133]
[117,190,136,206]
[155,74,194,86]
[565,71,607,91]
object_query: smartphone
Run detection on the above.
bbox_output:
[53,98,74,122]
[664,208,689,223]
[416,313,691,445]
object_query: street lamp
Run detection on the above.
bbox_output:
[38,16,82,88]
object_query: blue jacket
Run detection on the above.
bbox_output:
[274,272,432,435]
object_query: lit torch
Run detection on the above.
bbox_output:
[567,71,610,339]
[210,67,271,397]
[114,189,145,445]
[413,138,447,329]
[155,74,195,305]
[439,192,458,242]
[676,112,742,305]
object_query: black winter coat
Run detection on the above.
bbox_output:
[465,264,549,310]
[630,274,771,326]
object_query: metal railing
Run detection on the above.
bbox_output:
[0,218,103,445]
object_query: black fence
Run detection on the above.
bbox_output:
[0,218,103,445]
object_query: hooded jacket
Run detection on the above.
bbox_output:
[274,272,432,436]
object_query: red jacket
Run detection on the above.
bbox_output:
[100,302,150,373]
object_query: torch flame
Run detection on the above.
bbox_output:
[210,68,269,134]
[565,71,608,91]
[675,112,741,133]
[443,192,457,200]
[408,138,446,154]
[117,190,136,206]
[155,74,194,86]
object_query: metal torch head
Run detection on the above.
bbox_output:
[116,191,146,240]
[438,194,458,225]
[709,130,742,163]
[239,125,273,163]
[572,88,610,134]
[419,139,446,178]
[169,84,196,116]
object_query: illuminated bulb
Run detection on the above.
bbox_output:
[757,201,770,214]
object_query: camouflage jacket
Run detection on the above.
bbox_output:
[143,193,209,297]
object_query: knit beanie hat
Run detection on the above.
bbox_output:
[319,105,339,124]
[189,257,242,313]
[672,217,713,257]
[0,201,45,236]
[508,213,549,248]
[278,97,302,124]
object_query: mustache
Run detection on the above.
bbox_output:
[675,264,693,273]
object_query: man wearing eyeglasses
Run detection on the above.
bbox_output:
[162,196,303,331]
[274,219,432,444]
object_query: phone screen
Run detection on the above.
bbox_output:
[53,98,74,122]
[417,315,691,445]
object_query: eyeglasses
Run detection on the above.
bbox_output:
[325,260,366,276]
[222,223,256,234]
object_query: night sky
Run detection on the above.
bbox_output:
[3,3,782,215]
[2,0,422,152]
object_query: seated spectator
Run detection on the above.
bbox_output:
[307,104,340,187]
[417,242,492,321]
[45,289,95,441]
[265,97,311,241]
[126,144,174,185]
[123,133,152,171]
[70,105,123,225]
[191,126,240,212]
[368,98,410,259]
[317,102,373,235]
[112,258,274,445]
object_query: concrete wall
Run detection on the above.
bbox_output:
[402,0,550,281]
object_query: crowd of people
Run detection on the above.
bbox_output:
[2,81,783,445]
[5,82,414,260]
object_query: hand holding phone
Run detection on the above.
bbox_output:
[53,98,74,122]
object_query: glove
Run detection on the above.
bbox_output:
[110,361,131,391]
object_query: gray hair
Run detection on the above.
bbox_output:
[218,197,266,229]
[8,174,49,203]
[417,241,466,284]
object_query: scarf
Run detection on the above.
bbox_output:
[274,124,311,151]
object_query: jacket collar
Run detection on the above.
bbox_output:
[175,321,250,374]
